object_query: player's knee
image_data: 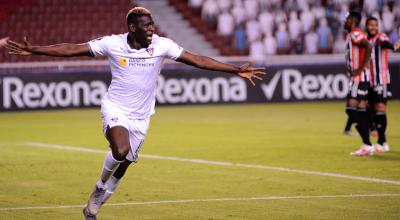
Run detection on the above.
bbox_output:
[357,100,367,109]
[348,99,358,108]
[375,103,386,112]
[112,144,130,161]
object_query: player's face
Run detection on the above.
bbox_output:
[344,16,353,31]
[135,15,155,45]
[366,20,378,36]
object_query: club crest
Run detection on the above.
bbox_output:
[146,47,154,56]
[111,118,118,123]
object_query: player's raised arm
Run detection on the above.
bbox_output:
[177,51,266,86]
[6,37,92,57]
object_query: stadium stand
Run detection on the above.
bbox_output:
[0,0,168,62]
[1,0,400,62]
[171,0,400,56]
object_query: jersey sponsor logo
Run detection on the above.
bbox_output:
[1,77,107,109]
[118,57,128,67]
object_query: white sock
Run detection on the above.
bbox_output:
[102,176,121,204]
[98,151,123,185]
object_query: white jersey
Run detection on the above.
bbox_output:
[88,33,184,119]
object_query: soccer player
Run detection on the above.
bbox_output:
[343,12,374,156]
[6,7,265,220]
[365,16,400,153]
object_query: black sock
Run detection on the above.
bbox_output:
[356,109,372,145]
[374,112,387,145]
[368,107,376,131]
[345,107,357,131]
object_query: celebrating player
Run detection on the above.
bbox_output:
[365,16,400,153]
[343,12,374,156]
[6,7,265,220]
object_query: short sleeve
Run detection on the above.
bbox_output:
[377,33,390,44]
[163,38,184,60]
[88,36,111,57]
[350,30,366,45]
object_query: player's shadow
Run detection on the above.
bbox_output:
[372,150,400,161]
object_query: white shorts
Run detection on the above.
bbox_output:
[101,99,150,162]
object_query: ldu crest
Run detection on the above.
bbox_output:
[146,48,154,56]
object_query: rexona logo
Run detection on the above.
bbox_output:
[156,75,247,104]
[261,69,349,100]
[1,77,107,109]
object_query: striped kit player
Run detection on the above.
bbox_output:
[346,27,371,100]
[365,16,400,153]
[369,29,392,102]
[343,12,375,157]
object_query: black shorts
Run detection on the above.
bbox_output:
[347,81,370,100]
[368,84,392,104]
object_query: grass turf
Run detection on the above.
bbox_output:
[0,101,399,219]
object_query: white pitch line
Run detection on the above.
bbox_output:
[22,142,400,185]
[1,194,400,211]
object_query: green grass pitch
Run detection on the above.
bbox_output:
[0,101,399,220]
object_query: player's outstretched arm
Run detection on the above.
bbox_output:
[177,51,266,86]
[6,37,92,57]
[383,40,400,51]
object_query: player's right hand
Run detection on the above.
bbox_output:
[6,37,33,55]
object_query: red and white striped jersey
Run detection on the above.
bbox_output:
[368,32,391,85]
[345,28,370,82]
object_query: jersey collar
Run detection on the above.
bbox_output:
[124,33,153,53]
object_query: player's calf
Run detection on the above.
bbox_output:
[101,160,132,205]
[344,106,357,133]
[86,151,124,215]
[373,102,388,147]
[85,125,130,216]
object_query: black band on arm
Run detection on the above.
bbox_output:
[380,41,394,50]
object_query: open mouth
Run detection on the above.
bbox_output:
[146,34,153,42]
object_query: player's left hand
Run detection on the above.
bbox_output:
[238,63,266,86]
[6,37,33,55]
